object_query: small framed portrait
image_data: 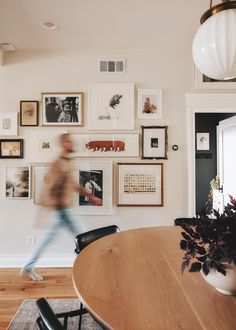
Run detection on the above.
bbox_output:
[141,126,168,159]
[42,92,83,126]
[117,163,163,206]
[20,101,39,126]
[0,112,18,136]
[196,132,210,151]
[0,139,23,159]
[5,166,31,199]
[138,89,162,119]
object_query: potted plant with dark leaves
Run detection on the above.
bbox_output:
[180,195,236,295]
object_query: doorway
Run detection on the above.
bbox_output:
[195,113,235,213]
[186,93,236,216]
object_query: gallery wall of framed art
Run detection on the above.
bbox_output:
[0,82,169,211]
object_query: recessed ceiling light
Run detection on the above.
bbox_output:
[41,20,58,30]
[0,43,16,51]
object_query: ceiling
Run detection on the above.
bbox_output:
[0,0,207,51]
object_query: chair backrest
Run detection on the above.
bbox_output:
[75,225,120,255]
[174,218,195,226]
[36,298,64,330]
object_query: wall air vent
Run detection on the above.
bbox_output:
[99,59,125,73]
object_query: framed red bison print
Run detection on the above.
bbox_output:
[73,160,113,215]
[88,83,134,130]
[71,133,139,157]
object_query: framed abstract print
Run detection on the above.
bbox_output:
[0,139,23,159]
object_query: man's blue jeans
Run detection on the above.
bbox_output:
[23,208,79,271]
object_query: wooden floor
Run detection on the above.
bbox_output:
[0,268,76,330]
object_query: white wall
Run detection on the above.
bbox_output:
[0,24,196,266]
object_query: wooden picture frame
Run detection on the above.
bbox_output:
[117,162,163,206]
[88,83,134,130]
[5,165,31,199]
[71,133,139,158]
[42,92,83,126]
[0,112,18,136]
[0,139,23,159]
[73,160,113,215]
[141,126,168,159]
[20,101,39,126]
[138,89,162,119]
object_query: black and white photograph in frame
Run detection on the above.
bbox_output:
[42,92,83,126]
[5,166,31,199]
[79,170,103,206]
[141,126,168,159]
[73,160,113,215]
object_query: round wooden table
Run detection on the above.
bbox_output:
[73,227,236,330]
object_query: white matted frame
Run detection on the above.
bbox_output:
[27,128,67,163]
[138,89,162,119]
[0,112,18,136]
[88,83,134,130]
[5,165,31,199]
[141,126,168,159]
[194,67,236,89]
[33,165,50,204]
[71,133,139,158]
[42,92,83,126]
[73,160,113,215]
[117,163,163,206]
[196,132,210,151]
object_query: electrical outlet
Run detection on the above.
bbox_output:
[26,235,35,247]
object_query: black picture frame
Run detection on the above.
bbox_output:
[141,126,168,159]
[20,101,39,126]
[0,139,24,159]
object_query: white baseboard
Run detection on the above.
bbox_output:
[0,254,76,268]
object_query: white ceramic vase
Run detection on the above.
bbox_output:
[201,263,236,296]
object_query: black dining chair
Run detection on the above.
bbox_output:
[75,224,120,255]
[74,224,120,329]
[36,297,87,330]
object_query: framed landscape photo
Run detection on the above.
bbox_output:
[33,165,50,204]
[42,92,83,126]
[0,112,18,136]
[71,133,139,158]
[73,160,113,215]
[138,89,162,119]
[0,139,23,159]
[141,126,168,159]
[5,165,31,199]
[117,163,163,206]
[88,83,134,130]
[20,101,38,126]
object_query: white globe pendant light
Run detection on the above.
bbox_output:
[192,1,236,80]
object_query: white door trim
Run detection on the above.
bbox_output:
[186,93,236,216]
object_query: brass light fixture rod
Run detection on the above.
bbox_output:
[200,0,236,24]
